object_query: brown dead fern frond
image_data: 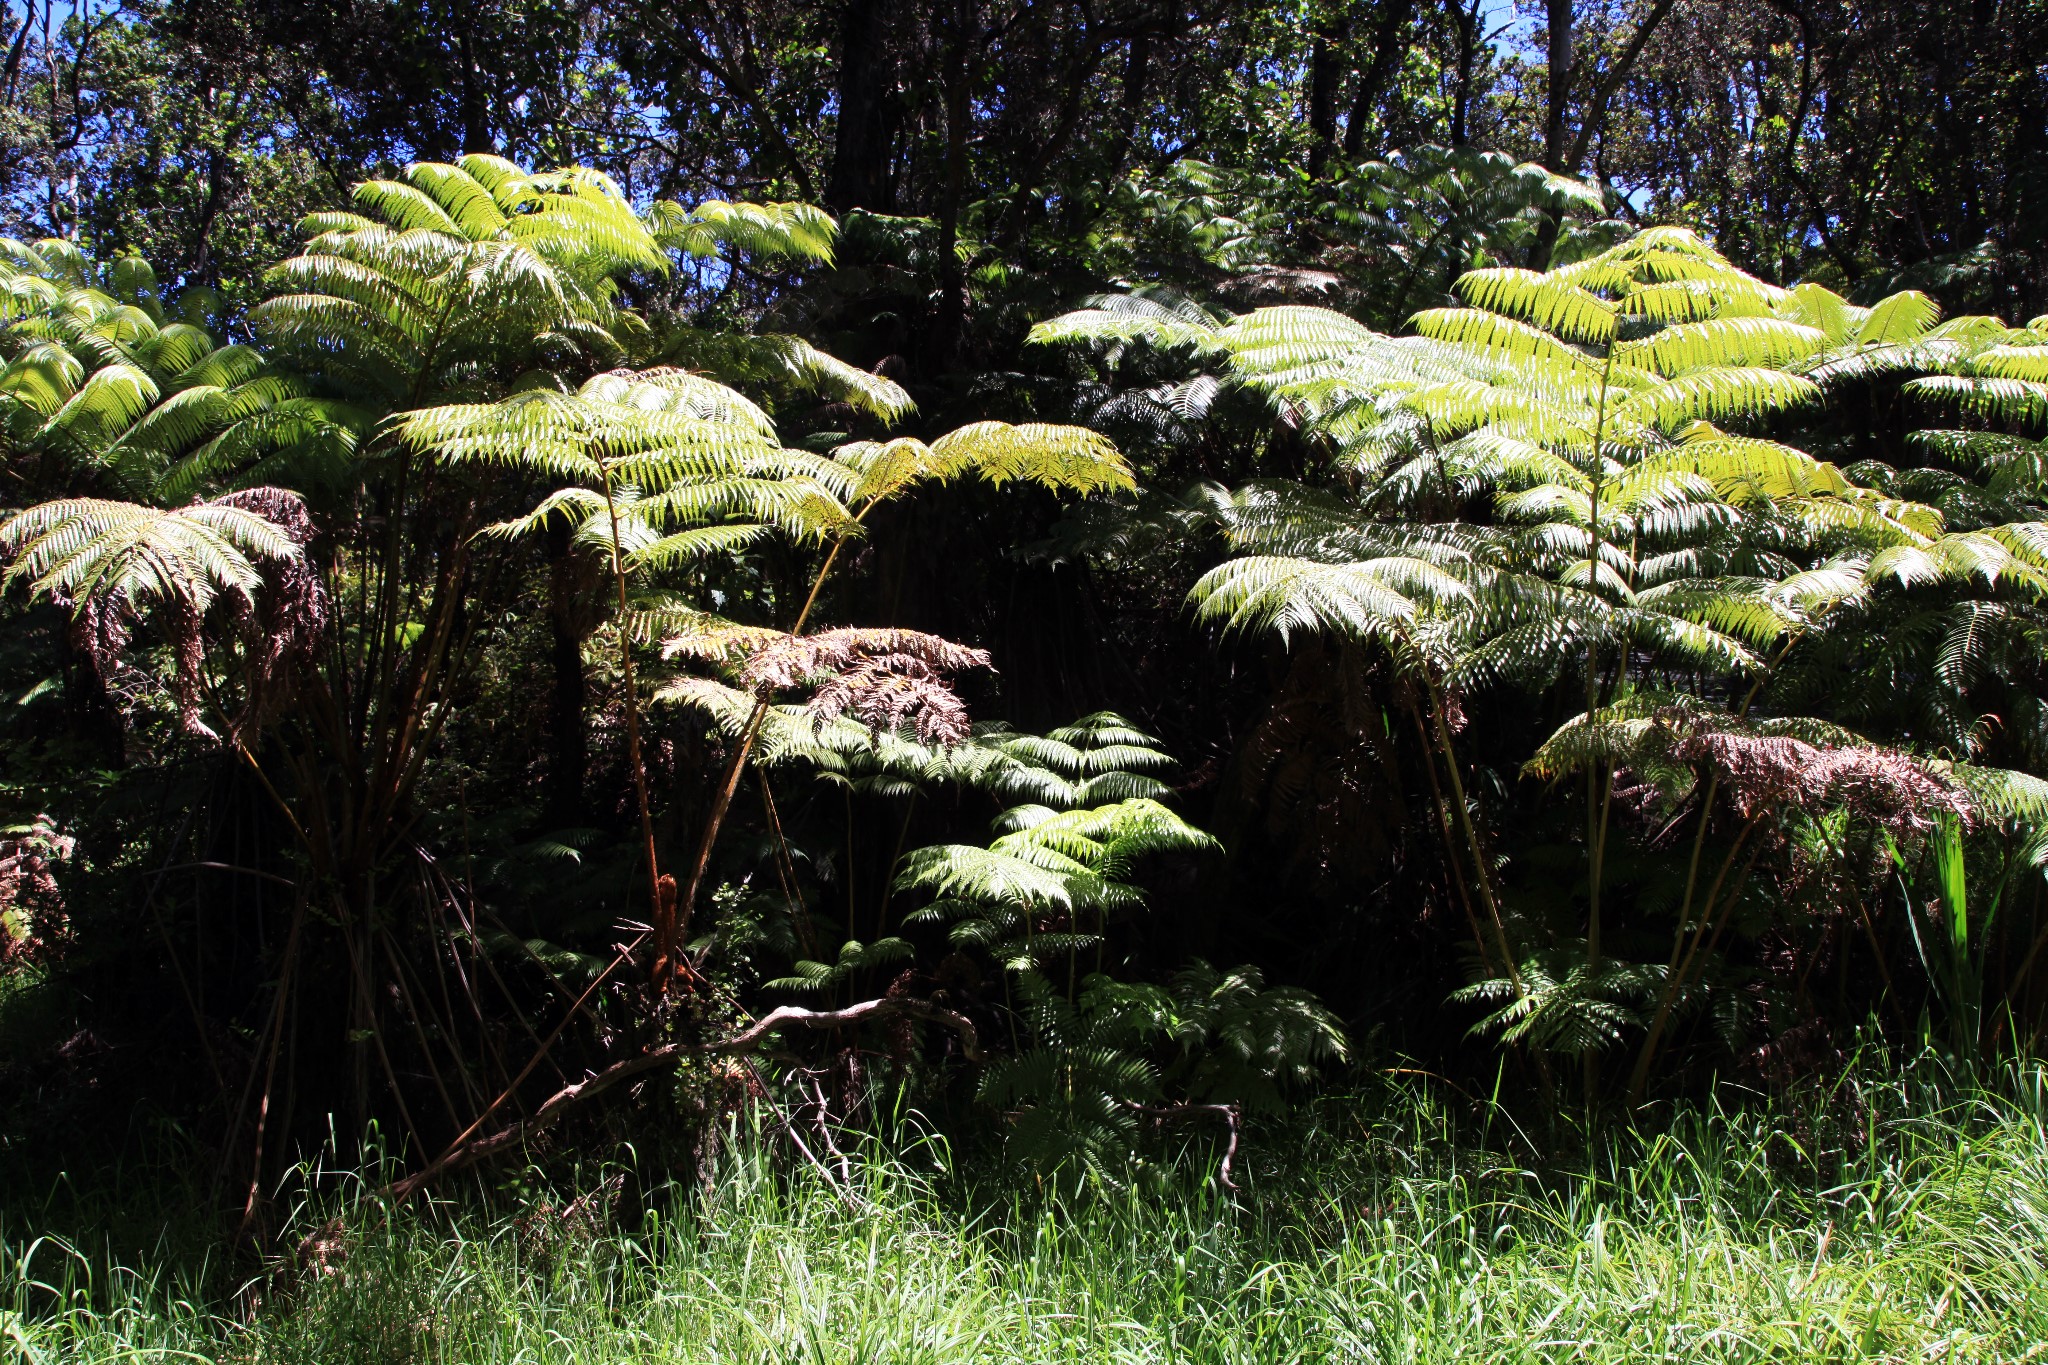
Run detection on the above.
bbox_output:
[663,624,993,745]
[737,628,991,693]
[805,657,976,744]
[1673,728,1970,832]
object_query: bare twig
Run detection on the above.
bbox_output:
[380,997,979,1204]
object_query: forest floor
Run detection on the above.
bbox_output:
[5,1069,2046,1363]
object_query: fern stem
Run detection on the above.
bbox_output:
[676,532,852,976]
[1583,341,1616,1112]
[1627,627,1810,1103]
[1626,812,1763,1105]
[233,891,307,1242]
[845,786,858,944]
[877,796,918,940]
[758,770,818,959]
[598,467,669,989]
[1403,693,1494,979]
[1423,674,1520,992]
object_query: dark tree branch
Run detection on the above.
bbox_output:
[1564,0,1678,174]
[1341,0,1415,163]
[382,997,981,1204]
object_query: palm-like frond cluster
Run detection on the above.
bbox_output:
[254,157,661,404]
[406,367,861,566]
[0,160,1206,1178]
[1452,943,1671,1054]
[1036,227,2048,1085]
[0,242,362,504]
[834,421,1134,511]
[1524,693,1969,833]
[658,670,1331,1175]
[0,487,320,735]
[898,796,1215,963]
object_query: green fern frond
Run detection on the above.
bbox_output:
[929,422,1134,495]
[1188,555,1468,641]
[1616,317,1829,376]
[1452,267,1616,343]
[1619,366,1822,430]
[1027,288,1228,353]
[651,199,837,264]
[758,336,914,422]
[1855,290,1942,346]
[0,491,305,613]
[1905,375,2048,427]
[896,844,1081,911]
[1410,307,1599,371]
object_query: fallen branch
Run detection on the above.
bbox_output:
[1127,1100,1243,1190]
[382,997,979,1204]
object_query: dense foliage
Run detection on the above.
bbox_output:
[3,0,2048,1262]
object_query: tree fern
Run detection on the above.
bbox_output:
[1,494,304,612]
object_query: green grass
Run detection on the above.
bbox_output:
[8,1067,2048,1363]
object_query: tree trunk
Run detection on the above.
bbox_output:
[1449,0,1478,146]
[1529,0,1575,268]
[825,0,898,212]
[1543,0,1574,171]
[187,144,229,287]
[456,21,492,154]
[932,0,973,369]
[1306,19,1346,178]
[1563,0,1678,174]
[1111,32,1150,171]
[1342,0,1415,162]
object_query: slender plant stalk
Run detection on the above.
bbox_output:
[1581,344,1617,1110]
[236,894,308,1241]
[1403,696,1494,978]
[757,771,819,959]
[1626,813,1763,1104]
[1422,675,1520,991]
[1625,629,1808,1103]
[408,929,648,1194]
[675,531,853,967]
[595,470,671,983]
[877,797,919,939]
[845,787,858,943]
[413,472,689,1154]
